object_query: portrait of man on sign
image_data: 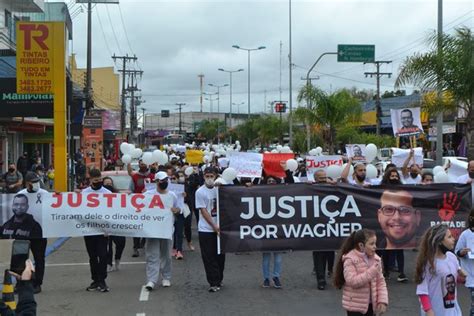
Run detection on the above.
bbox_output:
[391,108,424,137]
[377,190,420,249]
[0,193,43,239]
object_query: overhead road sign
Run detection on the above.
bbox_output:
[337,44,375,62]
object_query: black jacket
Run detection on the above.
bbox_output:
[1,214,43,239]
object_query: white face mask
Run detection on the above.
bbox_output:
[205,178,215,187]
[31,182,40,192]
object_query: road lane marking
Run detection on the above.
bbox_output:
[46,261,146,267]
[139,286,149,302]
[136,313,146,316]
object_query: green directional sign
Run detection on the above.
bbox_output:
[337,44,375,62]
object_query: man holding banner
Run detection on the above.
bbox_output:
[144,172,181,291]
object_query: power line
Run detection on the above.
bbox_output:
[105,5,123,55]
[94,7,113,57]
[118,5,135,55]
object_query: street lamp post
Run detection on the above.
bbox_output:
[232,45,266,119]
[208,83,229,144]
[218,68,244,137]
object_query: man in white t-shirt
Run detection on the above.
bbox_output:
[82,168,112,293]
[401,149,422,184]
[456,160,474,184]
[196,167,225,292]
[341,158,371,187]
[143,171,180,291]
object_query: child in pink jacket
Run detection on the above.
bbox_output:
[334,229,389,316]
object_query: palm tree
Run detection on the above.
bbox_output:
[395,27,474,158]
[295,86,362,154]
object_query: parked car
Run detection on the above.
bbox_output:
[101,170,132,193]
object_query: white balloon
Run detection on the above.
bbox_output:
[222,167,237,182]
[433,166,445,176]
[142,152,154,165]
[120,142,130,154]
[365,143,378,162]
[131,148,143,159]
[315,147,323,155]
[236,145,241,151]
[152,150,162,163]
[276,145,283,152]
[157,152,169,165]
[286,159,298,172]
[366,164,378,179]
[309,149,318,156]
[434,171,450,183]
[271,149,278,153]
[235,140,240,145]
[326,165,342,179]
[342,163,354,176]
[121,154,132,164]
[214,178,227,186]
[203,155,211,163]
[184,166,194,176]
[127,143,135,154]
[281,145,291,153]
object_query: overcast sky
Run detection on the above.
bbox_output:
[51,0,472,116]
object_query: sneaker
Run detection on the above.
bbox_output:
[317,284,326,290]
[208,286,220,292]
[97,282,110,292]
[187,242,195,251]
[33,284,42,294]
[107,264,115,273]
[176,251,184,260]
[272,277,282,289]
[114,259,121,271]
[132,249,139,258]
[397,273,408,283]
[145,281,154,291]
[162,279,171,287]
[262,279,270,288]
[86,282,99,292]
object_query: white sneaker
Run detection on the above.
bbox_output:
[162,279,171,287]
[145,281,154,291]
[114,259,120,271]
[107,264,115,273]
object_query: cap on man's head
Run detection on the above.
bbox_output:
[25,171,40,183]
[204,167,218,175]
[154,171,168,181]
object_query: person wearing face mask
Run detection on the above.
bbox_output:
[3,163,23,193]
[380,168,402,185]
[143,171,181,291]
[184,165,203,251]
[102,177,126,272]
[17,172,48,293]
[168,172,186,259]
[421,172,434,185]
[195,167,225,292]
[82,168,112,293]
[455,208,474,316]
[34,166,47,190]
[401,149,422,184]
[128,159,154,257]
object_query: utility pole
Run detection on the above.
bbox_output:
[125,70,143,142]
[364,61,392,136]
[436,0,443,164]
[288,0,293,146]
[112,54,138,138]
[198,74,204,112]
[176,103,186,135]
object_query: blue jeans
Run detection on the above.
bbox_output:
[173,214,185,251]
[262,252,282,280]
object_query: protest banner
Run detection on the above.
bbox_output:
[390,107,424,137]
[345,144,366,161]
[262,153,294,178]
[391,147,423,167]
[168,183,185,209]
[185,150,204,164]
[218,183,471,253]
[306,155,343,181]
[228,152,263,178]
[446,158,468,182]
[218,157,229,168]
[0,193,175,239]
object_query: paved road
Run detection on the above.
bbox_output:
[31,234,470,316]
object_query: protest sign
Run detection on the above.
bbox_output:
[446,158,468,182]
[390,107,423,137]
[0,193,175,239]
[218,183,471,253]
[345,144,366,161]
[306,155,343,181]
[391,147,423,167]
[262,153,295,178]
[228,152,263,178]
[218,158,229,168]
[185,150,204,164]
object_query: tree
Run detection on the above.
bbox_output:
[233,115,288,149]
[295,87,362,154]
[196,119,225,142]
[395,27,474,158]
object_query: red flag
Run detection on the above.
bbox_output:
[263,153,295,178]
